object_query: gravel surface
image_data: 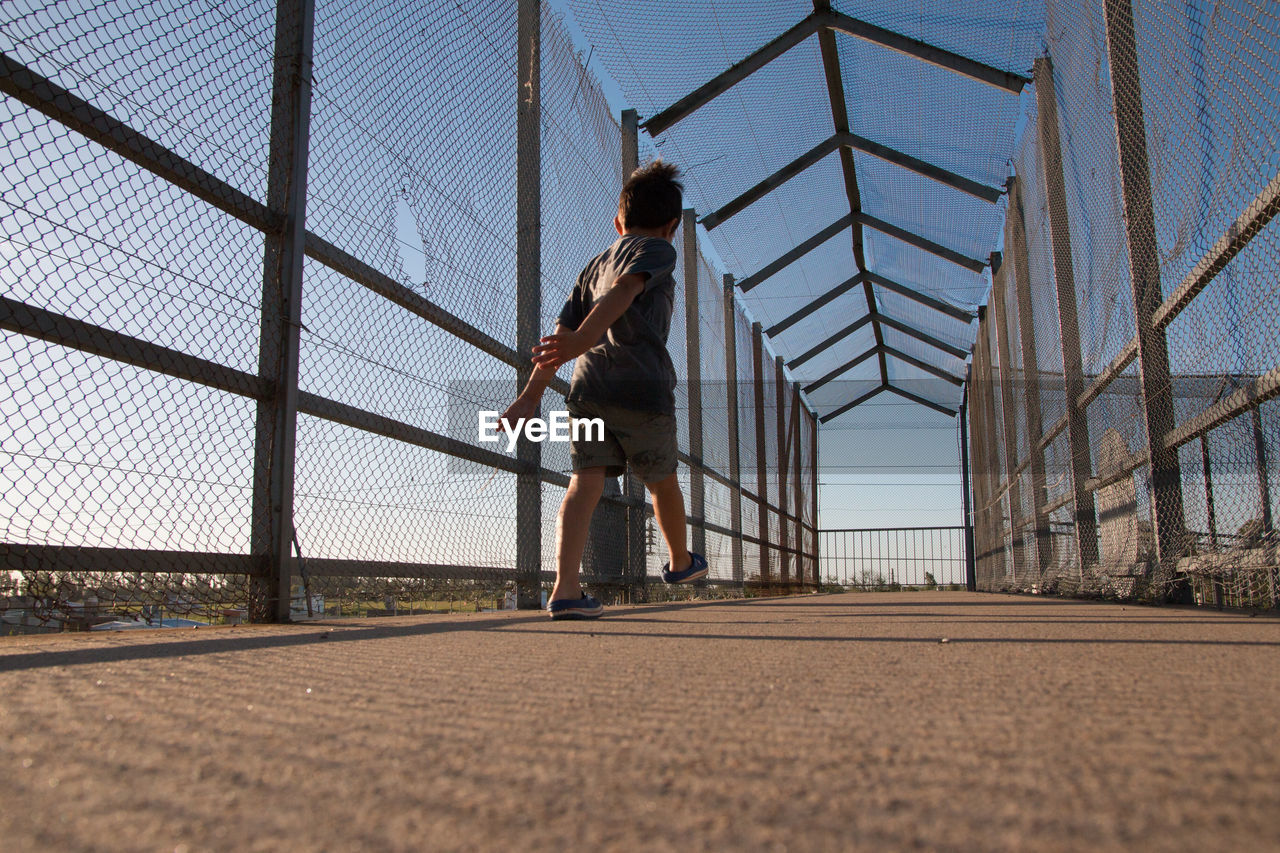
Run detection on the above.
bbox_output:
[2,591,1278,852]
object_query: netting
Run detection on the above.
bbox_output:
[0,0,819,631]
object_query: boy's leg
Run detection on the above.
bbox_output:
[647,472,692,573]
[549,466,607,602]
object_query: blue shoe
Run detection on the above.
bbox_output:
[662,552,708,584]
[547,593,604,620]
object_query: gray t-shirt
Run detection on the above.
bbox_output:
[556,234,679,414]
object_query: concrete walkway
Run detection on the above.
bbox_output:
[2,592,1278,852]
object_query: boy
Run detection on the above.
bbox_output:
[500,161,707,620]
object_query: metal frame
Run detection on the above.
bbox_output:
[248,0,315,622]
[1007,178,1054,579]
[700,132,999,230]
[637,2,1020,419]
[515,0,543,609]
[643,8,1026,135]
[724,275,745,583]
[1034,55,1099,575]
[1103,0,1187,573]
[684,208,706,558]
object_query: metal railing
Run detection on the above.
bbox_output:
[820,527,968,589]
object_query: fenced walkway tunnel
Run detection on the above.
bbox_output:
[1,0,1279,627]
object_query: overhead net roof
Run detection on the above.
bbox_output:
[566,0,1047,421]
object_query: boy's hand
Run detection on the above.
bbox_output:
[499,395,539,434]
[530,330,593,369]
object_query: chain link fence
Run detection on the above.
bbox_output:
[0,0,819,633]
[970,0,1280,607]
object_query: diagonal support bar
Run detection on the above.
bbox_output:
[844,131,1002,202]
[643,14,822,136]
[702,135,842,229]
[765,272,864,337]
[819,382,887,424]
[876,313,968,359]
[702,131,1000,230]
[738,213,854,291]
[803,345,881,394]
[882,346,964,385]
[822,11,1028,93]
[865,271,974,323]
[884,383,959,416]
[814,6,885,386]
[857,212,987,273]
[788,313,873,369]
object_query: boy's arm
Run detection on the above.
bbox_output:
[499,322,568,431]
[530,273,646,368]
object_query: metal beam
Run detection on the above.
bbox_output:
[865,271,974,323]
[0,52,277,233]
[813,2,885,386]
[1008,177,1054,580]
[515,0,543,609]
[884,383,958,417]
[738,213,854,292]
[1153,170,1280,329]
[842,131,1002,202]
[765,272,863,337]
[723,274,744,583]
[856,212,987,273]
[1163,366,1280,451]
[802,345,881,394]
[642,14,822,136]
[1034,55,1098,573]
[252,0,315,623]
[306,234,518,367]
[822,10,1029,94]
[819,382,887,424]
[882,346,964,385]
[875,313,968,359]
[787,313,874,369]
[701,135,841,229]
[0,295,267,399]
[683,208,705,558]
[1104,0,1187,572]
[702,130,1000,230]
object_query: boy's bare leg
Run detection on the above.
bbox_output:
[647,472,692,572]
[549,466,607,602]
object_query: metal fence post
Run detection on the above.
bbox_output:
[723,275,744,582]
[1251,407,1274,535]
[683,208,705,559]
[514,0,542,608]
[976,307,1004,587]
[1034,55,1100,578]
[810,403,819,586]
[788,384,798,584]
[1008,177,1054,579]
[775,355,790,587]
[959,373,977,591]
[620,108,647,596]
[752,321,770,585]
[990,254,1025,585]
[1103,0,1189,585]
[250,0,315,623]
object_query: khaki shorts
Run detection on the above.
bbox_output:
[565,400,678,484]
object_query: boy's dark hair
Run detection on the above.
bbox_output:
[619,160,683,229]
